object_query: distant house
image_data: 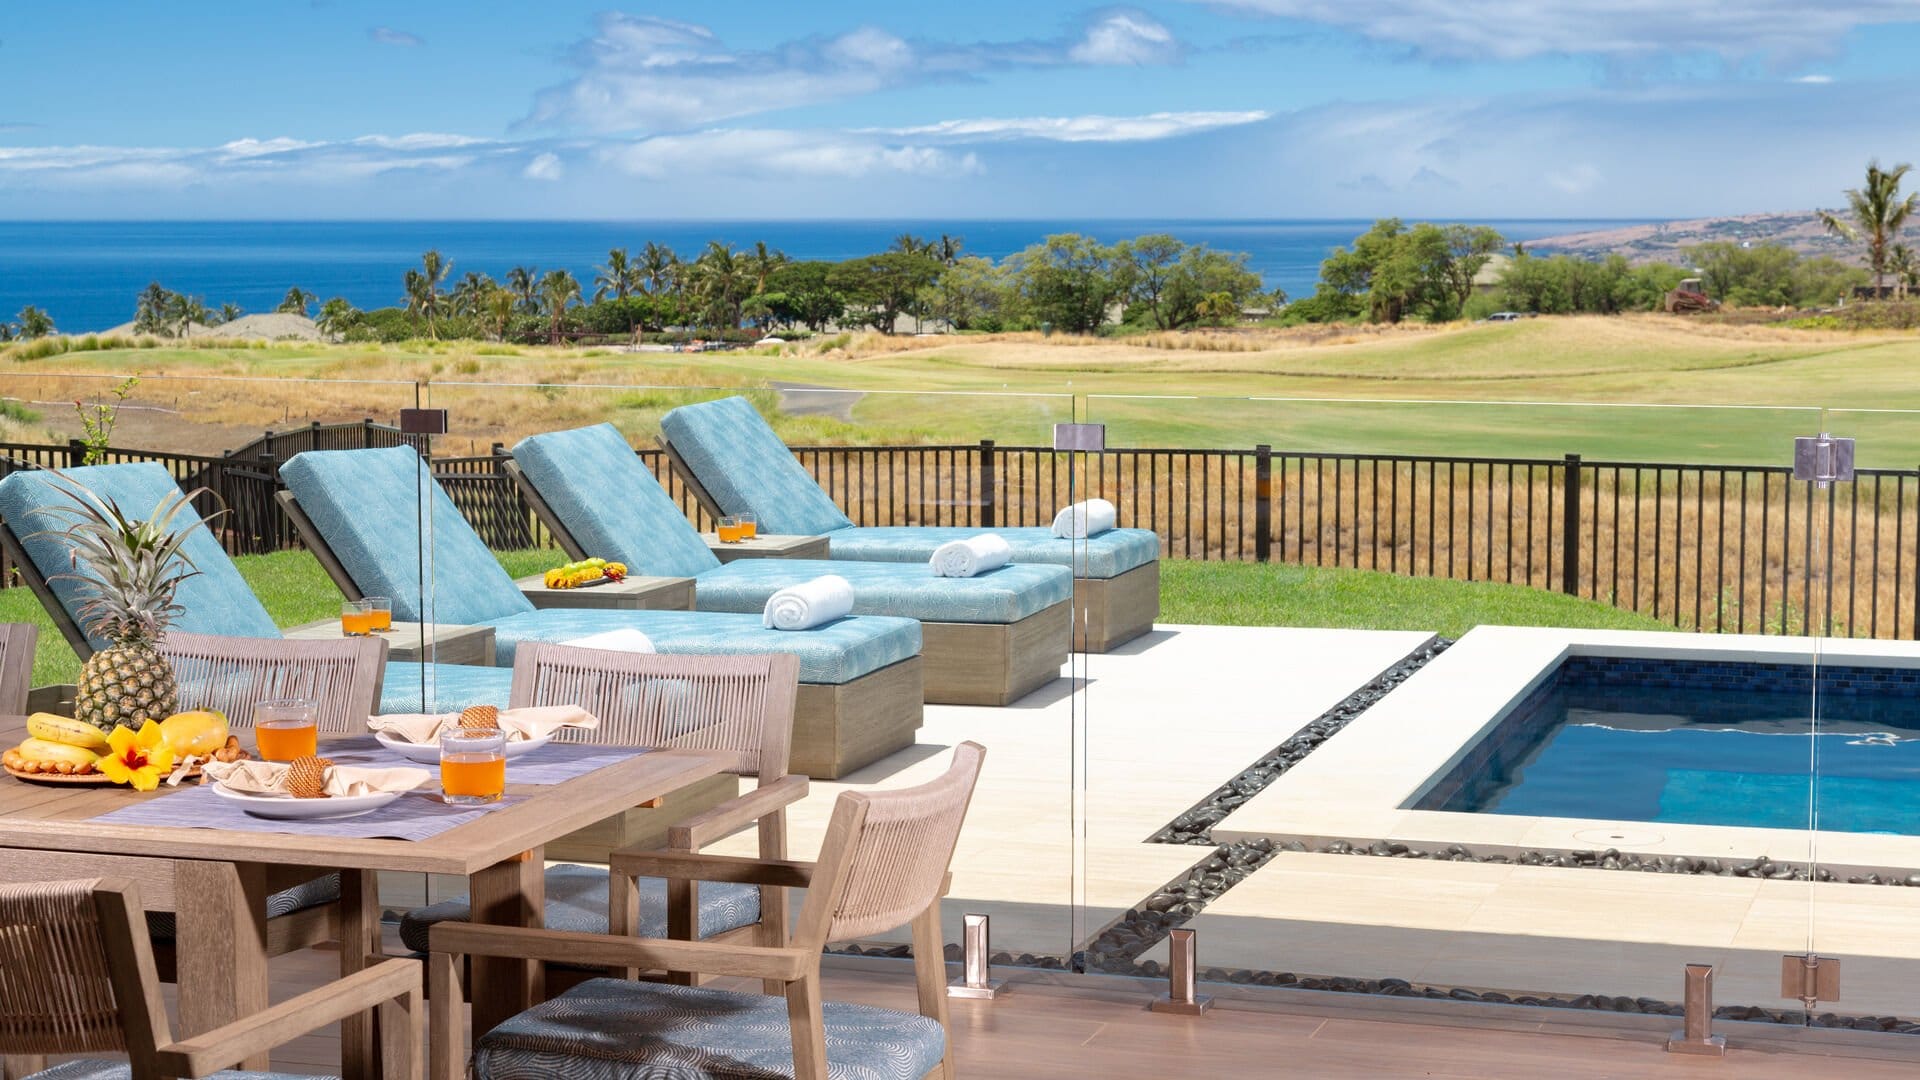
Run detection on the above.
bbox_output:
[1473,253,1512,294]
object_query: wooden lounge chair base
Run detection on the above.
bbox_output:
[922,601,1070,707]
[1074,560,1159,653]
[792,657,924,779]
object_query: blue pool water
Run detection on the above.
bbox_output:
[1418,657,1920,835]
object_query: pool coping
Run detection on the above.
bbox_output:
[1216,626,1920,877]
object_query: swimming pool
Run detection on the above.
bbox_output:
[1417,657,1920,835]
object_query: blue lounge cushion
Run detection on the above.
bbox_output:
[512,424,721,578]
[692,558,1070,624]
[147,872,340,942]
[658,397,854,536]
[0,463,282,644]
[482,608,920,686]
[472,977,946,1080]
[378,661,515,713]
[827,525,1160,580]
[279,446,535,626]
[399,863,759,955]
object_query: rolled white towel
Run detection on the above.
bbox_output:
[763,574,855,630]
[561,628,656,653]
[1051,498,1117,539]
[930,533,1012,577]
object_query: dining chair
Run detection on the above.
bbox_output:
[0,877,422,1080]
[428,741,985,1080]
[160,630,389,734]
[0,622,35,716]
[398,644,809,988]
[149,632,390,976]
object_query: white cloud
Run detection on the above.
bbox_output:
[1794,74,1835,83]
[0,133,484,187]
[883,110,1268,142]
[1068,12,1183,65]
[523,152,564,181]
[368,26,424,47]
[525,12,1185,134]
[600,129,978,180]
[1194,1,1920,63]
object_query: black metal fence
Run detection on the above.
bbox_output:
[6,433,1919,640]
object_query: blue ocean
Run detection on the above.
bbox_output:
[0,219,1642,333]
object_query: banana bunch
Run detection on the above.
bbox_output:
[543,557,628,589]
[4,713,108,776]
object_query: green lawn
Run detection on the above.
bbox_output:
[5,550,1664,691]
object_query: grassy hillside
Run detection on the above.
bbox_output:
[6,314,1920,463]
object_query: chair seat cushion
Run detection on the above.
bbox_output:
[399,864,759,955]
[826,526,1160,580]
[146,873,339,942]
[378,662,515,713]
[693,558,1071,624]
[28,1064,324,1080]
[472,977,946,1080]
[483,609,921,685]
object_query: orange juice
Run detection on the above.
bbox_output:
[740,519,758,539]
[441,754,506,800]
[717,522,743,542]
[340,610,376,635]
[255,722,318,762]
[368,609,392,632]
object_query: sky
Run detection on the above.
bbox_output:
[5,1,1920,219]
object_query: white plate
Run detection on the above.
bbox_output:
[373,730,552,764]
[211,782,409,820]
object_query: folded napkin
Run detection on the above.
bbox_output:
[763,574,854,630]
[368,705,599,746]
[204,758,429,798]
[562,628,656,654]
[930,533,1011,577]
[1051,498,1117,539]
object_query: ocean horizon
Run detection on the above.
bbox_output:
[0,218,1651,333]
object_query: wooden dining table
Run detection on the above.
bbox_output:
[0,716,730,1080]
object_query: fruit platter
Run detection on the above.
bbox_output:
[4,709,247,788]
[543,557,628,589]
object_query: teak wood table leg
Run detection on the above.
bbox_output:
[467,849,546,1037]
[173,860,271,1070]
[339,869,383,1080]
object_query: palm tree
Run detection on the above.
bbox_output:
[506,266,540,314]
[891,233,931,257]
[745,241,790,294]
[411,250,452,337]
[166,294,209,336]
[278,287,315,318]
[1820,160,1919,293]
[935,233,964,265]
[687,241,750,328]
[1890,243,1919,299]
[402,269,428,330]
[484,286,516,342]
[134,282,174,335]
[16,305,54,339]
[540,269,581,343]
[218,302,243,324]
[594,248,640,301]
[315,297,356,339]
[640,242,678,295]
[451,271,496,319]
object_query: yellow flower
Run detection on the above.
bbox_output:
[100,721,176,792]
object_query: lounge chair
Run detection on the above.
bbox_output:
[508,422,1073,706]
[0,462,510,715]
[658,394,1162,651]
[275,445,925,778]
[0,622,33,715]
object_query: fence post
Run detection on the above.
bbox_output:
[1561,453,1582,596]
[362,417,375,447]
[1254,444,1272,563]
[65,438,86,467]
[977,439,996,528]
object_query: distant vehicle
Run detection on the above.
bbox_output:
[1482,311,1524,322]
[1664,277,1721,314]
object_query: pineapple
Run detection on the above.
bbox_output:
[35,474,221,736]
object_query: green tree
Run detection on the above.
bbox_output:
[315,297,357,338]
[165,293,209,336]
[133,282,176,335]
[640,242,679,295]
[506,266,541,314]
[1890,243,1919,298]
[540,269,581,343]
[745,241,791,295]
[1007,234,1123,334]
[1820,160,1918,292]
[483,286,516,341]
[926,255,1010,331]
[217,302,243,325]
[277,287,315,318]
[687,242,751,328]
[828,252,941,333]
[1437,224,1506,318]
[16,305,54,339]
[759,261,847,331]
[594,248,639,301]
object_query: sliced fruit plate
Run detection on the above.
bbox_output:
[373,729,551,764]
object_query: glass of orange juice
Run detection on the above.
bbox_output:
[364,595,393,633]
[738,512,758,540]
[717,515,742,543]
[440,728,506,804]
[254,699,318,762]
[340,599,374,636]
